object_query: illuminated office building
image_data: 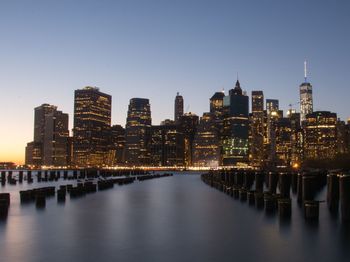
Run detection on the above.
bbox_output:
[150,122,184,166]
[266,99,279,116]
[222,80,249,165]
[275,118,292,167]
[288,112,303,166]
[192,112,220,167]
[300,61,313,123]
[336,120,348,155]
[25,104,69,167]
[174,92,184,122]
[303,111,337,160]
[210,91,225,119]
[125,98,152,166]
[265,99,280,165]
[178,112,199,166]
[73,86,111,167]
[106,125,126,166]
[209,91,226,157]
[250,91,265,167]
[252,91,264,113]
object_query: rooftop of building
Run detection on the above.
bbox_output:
[210,92,225,100]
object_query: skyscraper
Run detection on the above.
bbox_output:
[106,125,126,166]
[252,91,264,113]
[303,111,337,160]
[73,86,111,167]
[150,121,184,167]
[250,91,265,167]
[125,98,152,166]
[178,112,199,167]
[266,99,279,116]
[43,110,69,166]
[192,112,220,167]
[25,104,69,167]
[265,99,281,166]
[174,92,184,122]
[300,61,313,123]
[210,91,225,118]
[274,117,292,167]
[33,104,57,143]
[222,80,249,165]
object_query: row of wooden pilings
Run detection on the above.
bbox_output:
[0,173,173,219]
[0,169,151,186]
[201,170,350,221]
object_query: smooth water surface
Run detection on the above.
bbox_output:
[0,173,349,262]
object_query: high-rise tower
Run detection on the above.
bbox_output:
[252,91,264,113]
[250,91,265,167]
[73,86,112,167]
[174,92,184,122]
[125,98,152,166]
[300,61,313,123]
[25,104,69,167]
[222,80,249,165]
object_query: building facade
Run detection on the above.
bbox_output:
[222,80,249,165]
[174,92,184,123]
[25,104,69,167]
[250,91,265,167]
[303,111,337,160]
[192,112,220,167]
[150,122,184,166]
[106,125,126,166]
[125,98,152,166]
[73,86,112,167]
[178,112,199,167]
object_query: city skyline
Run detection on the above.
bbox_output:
[1,0,350,164]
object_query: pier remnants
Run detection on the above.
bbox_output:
[201,169,350,222]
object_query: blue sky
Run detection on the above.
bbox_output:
[0,0,349,163]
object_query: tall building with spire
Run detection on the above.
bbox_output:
[174,92,184,122]
[222,80,249,165]
[300,61,313,123]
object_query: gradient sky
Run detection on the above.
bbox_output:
[0,0,349,164]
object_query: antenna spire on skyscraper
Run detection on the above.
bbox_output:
[304,60,308,82]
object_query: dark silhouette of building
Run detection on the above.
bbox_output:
[150,121,184,166]
[222,80,249,165]
[33,104,57,143]
[125,98,152,166]
[73,86,111,167]
[25,104,69,167]
[192,112,220,167]
[178,112,199,167]
[25,142,42,167]
[210,91,225,119]
[174,92,184,122]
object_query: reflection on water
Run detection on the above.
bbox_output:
[0,172,349,262]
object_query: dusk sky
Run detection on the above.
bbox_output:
[0,0,349,164]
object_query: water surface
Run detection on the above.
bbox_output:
[0,173,349,262]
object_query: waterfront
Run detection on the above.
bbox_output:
[0,173,349,262]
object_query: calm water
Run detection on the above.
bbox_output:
[0,172,349,262]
